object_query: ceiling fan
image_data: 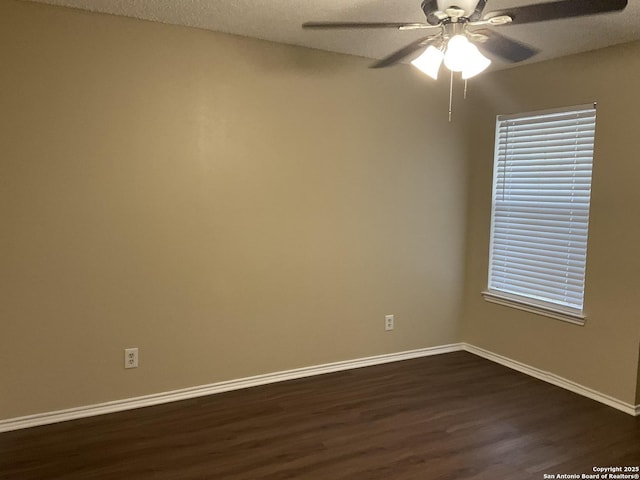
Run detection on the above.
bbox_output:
[303,0,628,80]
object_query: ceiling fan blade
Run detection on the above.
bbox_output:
[474,29,539,63]
[370,35,440,69]
[303,22,432,30]
[484,0,627,25]
[469,0,488,22]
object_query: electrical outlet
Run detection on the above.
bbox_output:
[385,314,394,331]
[124,347,139,369]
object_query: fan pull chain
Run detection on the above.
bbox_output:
[464,79,468,99]
[448,70,454,122]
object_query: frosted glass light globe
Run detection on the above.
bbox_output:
[443,35,472,72]
[411,46,444,80]
[462,43,491,79]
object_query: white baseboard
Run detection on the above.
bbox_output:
[0,343,464,433]
[2,341,636,433]
[462,343,639,417]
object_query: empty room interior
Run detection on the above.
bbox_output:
[1,0,639,478]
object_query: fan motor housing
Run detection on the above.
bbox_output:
[422,0,487,24]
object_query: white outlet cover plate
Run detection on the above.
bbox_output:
[124,348,139,369]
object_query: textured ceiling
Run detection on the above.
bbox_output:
[23,0,640,70]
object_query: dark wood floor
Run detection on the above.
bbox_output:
[2,352,639,479]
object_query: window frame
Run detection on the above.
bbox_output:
[481,103,597,325]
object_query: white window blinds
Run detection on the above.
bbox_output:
[488,104,596,314]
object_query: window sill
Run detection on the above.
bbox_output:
[481,290,586,326]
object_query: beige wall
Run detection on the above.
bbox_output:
[637,344,640,405]
[460,41,640,405]
[0,0,468,419]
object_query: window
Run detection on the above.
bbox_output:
[483,104,596,324]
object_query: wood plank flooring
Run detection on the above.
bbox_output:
[1,352,639,479]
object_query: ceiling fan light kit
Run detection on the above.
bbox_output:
[410,33,491,81]
[444,35,491,76]
[303,0,628,120]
